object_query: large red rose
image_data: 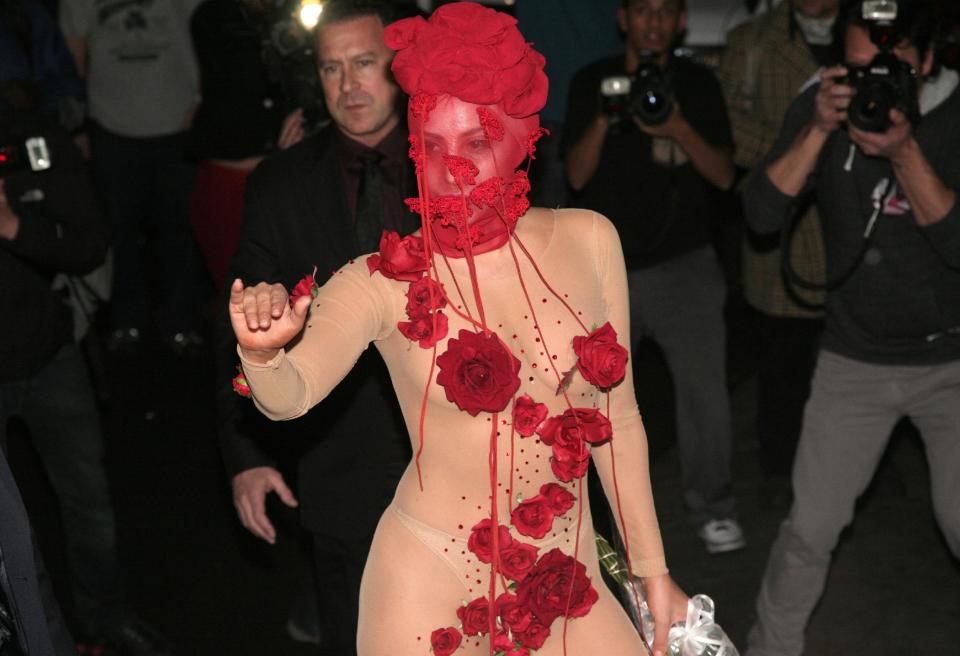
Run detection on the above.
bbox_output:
[467,519,512,564]
[436,330,521,416]
[430,627,462,656]
[366,231,428,282]
[510,495,554,539]
[456,597,489,636]
[512,394,548,437]
[537,408,613,447]
[572,322,628,390]
[405,277,447,317]
[539,483,575,516]
[398,310,448,349]
[499,541,539,582]
[515,548,599,626]
[495,593,533,634]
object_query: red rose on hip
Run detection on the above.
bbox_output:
[512,394,548,437]
[515,548,599,626]
[456,597,489,636]
[289,266,318,307]
[499,541,539,582]
[515,619,550,650]
[495,593,534,634]
[572,322,628,390]
[537,408,613,447]
[467,519,512,564]
[510,495,555,539]
[405,277,447,317]
[366,231,428,282]
[429,627,462,656]
[539,483,575,516]
[436,330,521,416]
[398,310,448,349]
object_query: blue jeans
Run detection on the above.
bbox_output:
[1,343,127,636]
[627,246,736,524]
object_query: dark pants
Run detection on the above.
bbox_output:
[88,123,202,335]
[1,344,127,637]
[311,532,371,655]
[752,311,822,478]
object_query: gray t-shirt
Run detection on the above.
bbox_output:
[60,0,200,137]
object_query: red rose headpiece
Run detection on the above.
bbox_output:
[384,2,548,119]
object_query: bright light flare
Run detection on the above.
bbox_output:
[299,0,322,29]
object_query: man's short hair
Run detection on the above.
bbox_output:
[315,0,400,31]
[838,0,937,57]
[621,0,687,13]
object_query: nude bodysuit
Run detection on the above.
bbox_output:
[240,208,668,655]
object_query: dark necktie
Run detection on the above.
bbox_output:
[355,150,384,253]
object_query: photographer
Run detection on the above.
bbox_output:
[563,0,743,554]
[744,1,960,654]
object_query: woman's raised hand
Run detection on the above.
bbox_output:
[229,279,311,362]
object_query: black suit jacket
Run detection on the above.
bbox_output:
[216,124,416,540]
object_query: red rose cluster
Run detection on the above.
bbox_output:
[537,407,613,483]
[398,277,448,349]
[383,2,548,119]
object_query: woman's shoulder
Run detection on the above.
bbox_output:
[544,207,620,248]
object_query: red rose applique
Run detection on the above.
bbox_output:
[539,483,575,516]
[456,597,490,636]
[398,310,448,349]
[510,495,554,539]
[366,231,428,282]
[515,548,598,626]
[467,518,513,564]
[572,322,628,390]
[538,407,613,447]
[512,394,548,437]
[405,277,447,317]
[429,627,462,656]
[289,266,318,307]
[498,542,539,582]
[495,593,534,634]
[231,371,251,398]
[515,619,550,650]
[436,330,521,416]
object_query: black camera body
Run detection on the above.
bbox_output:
[840,0,921,132]
[0,136,51,177]
[600,54,674,128]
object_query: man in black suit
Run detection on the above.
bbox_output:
[216,2,415,653]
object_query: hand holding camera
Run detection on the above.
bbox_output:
[813,65,856,135]
[0,180,20,240]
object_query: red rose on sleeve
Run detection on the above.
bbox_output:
[572,322,628,390]
[515,548,599,626]
[398,310,448,349]
[436,330,521,416]
[467,518,512,564]
[456,597,490,636]
[405,277,447,317]
[289,266,318,306]
[366,231,428,282]
[512,394,548,437]
[510,495,554,539]
[498,541,539,582]
[539,483,575,516]
[429,627,462,656]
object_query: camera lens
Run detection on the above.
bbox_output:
[849,80,897,132]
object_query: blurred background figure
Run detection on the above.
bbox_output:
[564,0,743,555]
[717,0,839,506]
[59,0,206,355]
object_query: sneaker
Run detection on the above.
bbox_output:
[698,518,746,554]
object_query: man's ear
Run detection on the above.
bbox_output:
[920,46,934,78]
[616,6,628,34]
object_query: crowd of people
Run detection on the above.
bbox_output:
[1,0,958,655]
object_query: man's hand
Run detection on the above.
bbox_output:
[232,466,299,544]
[848,108,914,160]
[278,108,306,150]
[642,573,689,656]
[229,278,310,363]
[812,65,854,135]
[0,180,21,240]
[635,103,688,140]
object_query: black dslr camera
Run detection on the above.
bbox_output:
[0,136,51,177]
[600,52,674,129]
[839,0,920,132]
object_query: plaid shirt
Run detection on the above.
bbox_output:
[717,1,826,317]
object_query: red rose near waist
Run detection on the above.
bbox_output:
[456,597,490,636]
[515,619,550,650]
[495,593,534,634]
[512,394,548,437]
[436,329,521,416]
[572,321,628,390]
[429,627,462,656]
[515,548,599,627]
[539,482,575,516]
[510,494,554,539]
[467,518,512,564]
[499,541,539,582]
[366,230,428,282]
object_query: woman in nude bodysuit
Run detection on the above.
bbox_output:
[230,3,689,655]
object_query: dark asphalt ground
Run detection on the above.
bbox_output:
[8,297,960,655]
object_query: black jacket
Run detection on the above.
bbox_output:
[216,124,416,539]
